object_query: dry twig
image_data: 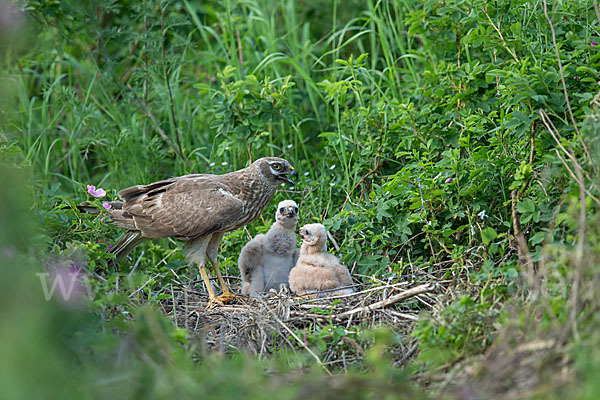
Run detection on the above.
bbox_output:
[336,283,434,319]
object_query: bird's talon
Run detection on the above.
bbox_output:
[207,292,242,308]
[207,298,225,308]
[218,292,243,303]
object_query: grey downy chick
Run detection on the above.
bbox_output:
[239,200,299,296]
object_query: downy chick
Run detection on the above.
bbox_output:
[239,200,299,296]
[289,223,354,298]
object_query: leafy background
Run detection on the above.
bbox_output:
[1,0,599,398]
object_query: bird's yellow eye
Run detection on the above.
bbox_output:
[273,164,280,170]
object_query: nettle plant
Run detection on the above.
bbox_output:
[330,0,596,277]
[197,65,298,168]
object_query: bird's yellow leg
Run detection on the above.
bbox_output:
[198,264,220,306]
[211,262,242,303]
[205,232,241,305]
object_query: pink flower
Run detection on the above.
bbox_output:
[102,202,112,210]
[445,177,453,183]
[592,41,598,47]
[87,185,106,198]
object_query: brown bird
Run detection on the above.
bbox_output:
[96,157,297,305]
[289,223,354,298]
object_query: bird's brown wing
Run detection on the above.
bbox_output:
[120,176,245,240]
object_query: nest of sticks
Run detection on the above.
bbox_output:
[157,277,436,368]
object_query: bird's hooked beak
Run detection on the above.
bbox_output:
[281,166,298,187]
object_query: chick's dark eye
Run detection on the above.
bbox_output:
[280,208,285,213]
[294,207,298,213]
[273,164,280,170]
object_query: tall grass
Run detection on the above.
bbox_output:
[6,0,415,192]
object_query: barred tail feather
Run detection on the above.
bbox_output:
[77,201,123,214]
[109,230,147,264]
[77,201,136,230]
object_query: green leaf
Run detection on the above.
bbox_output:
[481,227,498,245]
[530,231,546,246]
[517,198,535,214]
[316,338,327,352]
[219,65,236,80]
[356,53,369,66]
[171,327,189,344]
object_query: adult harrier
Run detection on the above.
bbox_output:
[98,157,297,305]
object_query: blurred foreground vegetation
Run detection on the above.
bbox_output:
[1,0,600,398]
